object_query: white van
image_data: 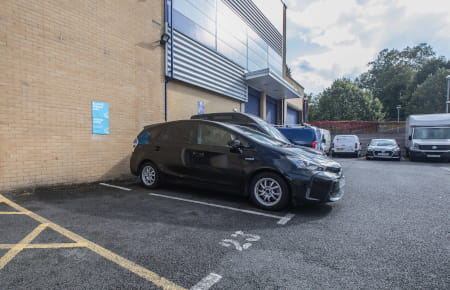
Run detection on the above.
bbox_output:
[319,129,332,155]
[331,135,361,157]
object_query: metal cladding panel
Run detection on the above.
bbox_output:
[223,0,283,56]
[168,31,248,102]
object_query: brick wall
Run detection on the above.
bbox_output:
[0,0,166,191]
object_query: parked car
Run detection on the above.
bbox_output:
[366,139,401,161]
[331,135,361,157]
[277,126,322,150]
[191,112,290,144]
[319,128,332,155]
[405,113,450,162]
[130,119,345,210]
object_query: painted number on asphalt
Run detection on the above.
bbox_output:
[219,231,260,251]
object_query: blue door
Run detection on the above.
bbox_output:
[287,107,300,125]
[245,87,260,117]
[266,96,277,124]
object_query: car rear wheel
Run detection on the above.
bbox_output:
[250,172,290,211]
[139,162,160,188]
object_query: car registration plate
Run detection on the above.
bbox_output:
[377,152,389,156]
[336,148,344,151]
[427,154,440,158]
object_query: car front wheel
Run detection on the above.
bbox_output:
[250,172,290,211]
[139,162,161,188]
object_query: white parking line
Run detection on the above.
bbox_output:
[190,273,222,290]
[277,213,295,225]
[148,193,295,225]
[99,183,132,191]
[441,167,450,172]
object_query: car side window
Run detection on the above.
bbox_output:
[197,124,235,147]
[158,123,195,144]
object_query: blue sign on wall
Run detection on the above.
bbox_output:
[92,101,109,134]
[198,101,205,114]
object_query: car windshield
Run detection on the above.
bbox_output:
[279,128,315,142]
[334,136,355,144]
[370,139,396,146]
[234,126,287,146]
[413,127,450,139]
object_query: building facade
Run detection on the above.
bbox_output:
[0,0,304,191]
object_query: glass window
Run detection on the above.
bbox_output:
[137,131,151,145]
[268,46,282,75]
[158,123,196,144]
[197,124,236,147]
[173,10,216,50]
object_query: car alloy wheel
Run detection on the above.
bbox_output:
[139,162,160,188]
[250,172,289,210]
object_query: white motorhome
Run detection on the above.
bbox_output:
[405,114,450,161]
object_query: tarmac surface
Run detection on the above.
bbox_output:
[1,157,449,289]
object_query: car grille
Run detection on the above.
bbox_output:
[418,145,450,150]
[374,151,393,156]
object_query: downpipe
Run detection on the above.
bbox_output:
[164,0,174,122]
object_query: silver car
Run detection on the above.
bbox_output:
[366,139,401,161]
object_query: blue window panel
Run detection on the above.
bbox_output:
[173,9,216,50]
[266,96,277,124]
[268,46,283,76]
[174,0,216,34]
[287,107,300,125]
[245,87,260,117]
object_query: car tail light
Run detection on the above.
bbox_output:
[312,141,317,149]
[355,142,358,149]
[331,143,334,148]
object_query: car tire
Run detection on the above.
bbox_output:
[250,172,290,211]
[139,161,161,188]
[366,156,371,160]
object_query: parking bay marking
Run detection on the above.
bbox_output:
[440,167,450,173]
[99,183,132,191]
[0,194,185,290]
[148,193,295,225]
[190,273,222,290]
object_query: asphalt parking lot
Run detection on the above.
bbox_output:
[1,158,449,289]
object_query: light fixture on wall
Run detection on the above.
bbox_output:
[160,33,170,46]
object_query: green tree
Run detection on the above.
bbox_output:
[406,68,450,115]
[314,79,385,121]
[356,43,436,120]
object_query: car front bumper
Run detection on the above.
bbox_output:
[366,150,401,159]
[288,171,345,204]
[410,150,450,160]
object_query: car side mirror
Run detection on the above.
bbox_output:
[228,139,243,154]
[408,136,412,140]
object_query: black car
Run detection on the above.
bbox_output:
[130,120,344,210]
[191,112,290,143]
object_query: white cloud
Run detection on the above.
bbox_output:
[285,0,450,94]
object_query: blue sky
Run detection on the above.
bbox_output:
[284,0,450,95]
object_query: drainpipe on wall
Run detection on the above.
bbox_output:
[164,0,174,122]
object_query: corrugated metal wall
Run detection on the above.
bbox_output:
[167,30,248,102]
[222,0,283,56]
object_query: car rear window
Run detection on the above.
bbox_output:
[137,130,151,144]
[278,128,315,142]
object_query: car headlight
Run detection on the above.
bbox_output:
[367,147,374,152]
[287,157,324,171]
[413,143,419,149]
[393,147,400,152]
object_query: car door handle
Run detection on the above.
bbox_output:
[192,152,205,157]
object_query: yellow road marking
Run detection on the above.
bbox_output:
[0,223,49,269]
[0,211,30,215]
[0,194,186,290]
[0,243,88,249]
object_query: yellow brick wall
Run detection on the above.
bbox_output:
[0,0,166,191]
[167,81,242,121]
